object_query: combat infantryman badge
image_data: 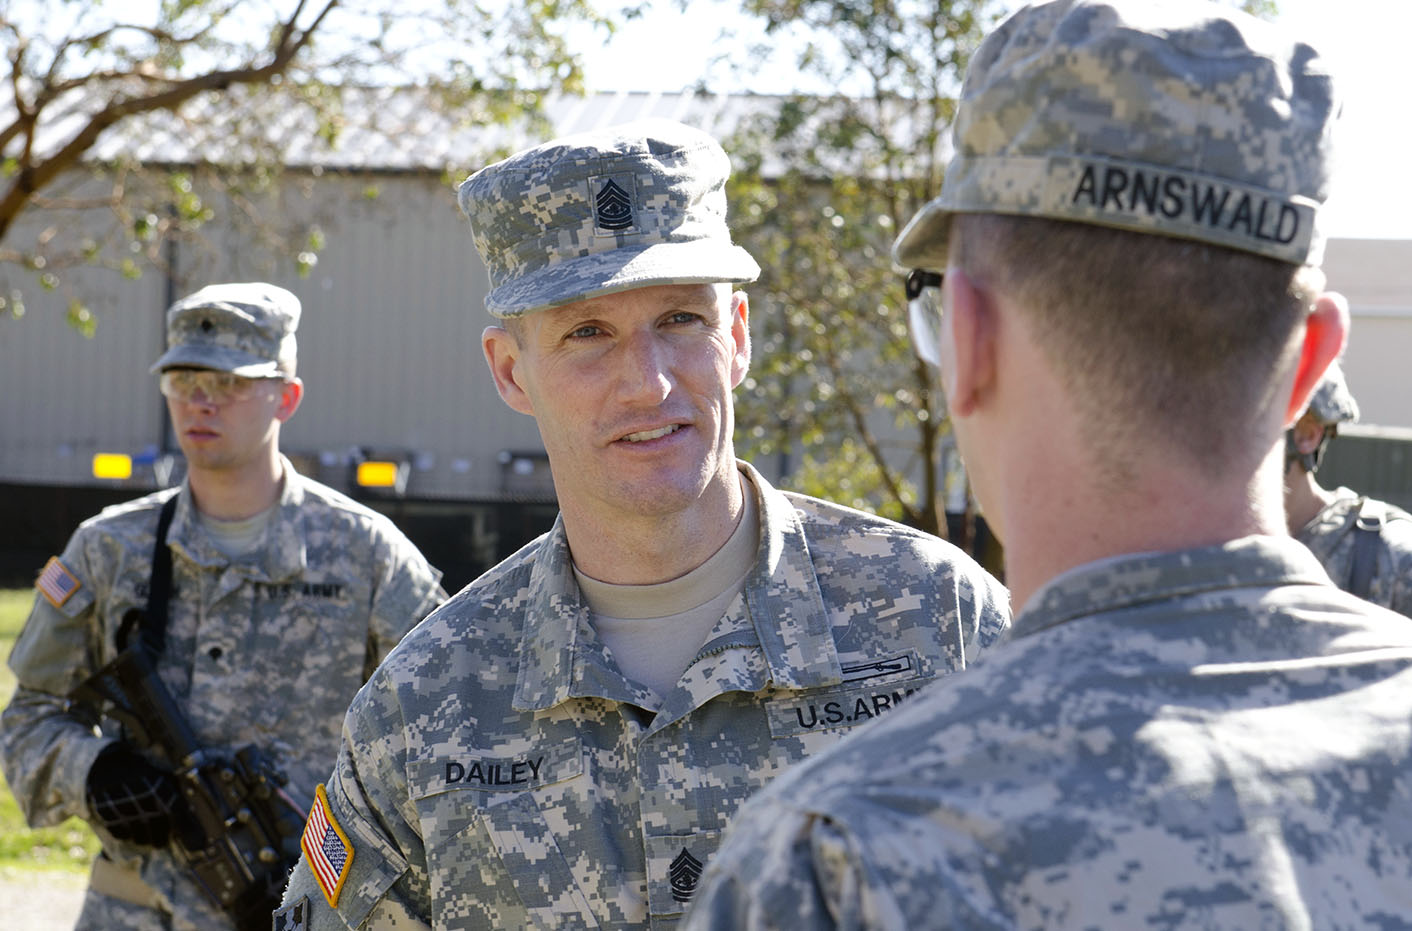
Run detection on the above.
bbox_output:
[594,177,635,231]
[669,848,704,902]
[302,784,354,908]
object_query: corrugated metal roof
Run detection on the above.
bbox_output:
[16,86,780,172]
[8,84,944,179]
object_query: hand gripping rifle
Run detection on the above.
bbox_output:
[66,495,306,930]
[69,610,307,931]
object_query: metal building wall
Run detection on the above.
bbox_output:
[1322,238,1412,431]
[0,169,550,502]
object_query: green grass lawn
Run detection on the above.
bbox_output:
[0,587,102,874]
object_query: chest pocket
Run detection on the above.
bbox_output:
[645,828,726,919]
[409,739,593,930]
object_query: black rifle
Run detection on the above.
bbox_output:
[69,611,307,931]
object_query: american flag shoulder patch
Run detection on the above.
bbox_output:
[36,556,81,609]
[302,783,354,908]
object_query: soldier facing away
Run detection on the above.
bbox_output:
[1285,359,1412,617]
[0,283,446,930]
[685,1,1412,928]
[276,119,1010,929]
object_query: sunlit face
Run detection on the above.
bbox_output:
[485,283,750,525]
[162,369,295,474]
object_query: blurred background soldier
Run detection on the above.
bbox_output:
[0,282,445,930]
[685,1,1412,927]
[1286,359,1412,616]
[278,119,1010,930]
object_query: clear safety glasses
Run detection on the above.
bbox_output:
[159,369,284,405]
[905,269,945,368]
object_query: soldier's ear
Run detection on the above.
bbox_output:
[1284,291,1348,428]
[942,269,995,419]
[483,325,535,416]
[274,378,303,423]
[729,290,750,388]
[1291,413,1327,456]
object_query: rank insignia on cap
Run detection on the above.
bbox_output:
[302,784,354,908]
[593,176,635,232]
[36,556,80,609]
[273,896,309,931]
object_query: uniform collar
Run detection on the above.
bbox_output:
[1015,535,1335,641]
[164,456,308,583]
[511,461,844,712]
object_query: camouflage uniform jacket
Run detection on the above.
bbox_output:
[685,536,1412,930]
[1296,486,1412,618]
[0,461,446,930]
[279,462,1010,930]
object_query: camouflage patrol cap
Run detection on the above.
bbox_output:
[1305,359,1360,425]
[458,119,760,318]
[149,282,300,376]
[893,0,1339,271]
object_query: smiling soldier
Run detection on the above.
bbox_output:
[277,119,1011,929]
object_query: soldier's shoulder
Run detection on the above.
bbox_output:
[783,490,931,542]
[288,473,415,540]
[380,536,545,653]
[781,491,990,573]
[72,487,179,540]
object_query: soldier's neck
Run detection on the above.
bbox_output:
[1284,465,1338,534]
[187,451,286,521]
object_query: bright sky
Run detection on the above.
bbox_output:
[579,0,1411,240]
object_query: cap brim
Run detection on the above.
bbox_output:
[487,240,761,318]
[891,200,954,272]
[149,344,283,377]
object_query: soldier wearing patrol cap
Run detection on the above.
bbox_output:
[686,2,1412,928]
[0,282,446,930]
[277,118,1010,929]
[1286,359,1412,616]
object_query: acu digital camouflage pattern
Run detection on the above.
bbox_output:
[686,537,1412,930]
[892,0,1339,272]
[280,463,1010,929]
[1297,487,1412,618]
[457,119,760,318]
[150,281,301,378]
[1304,359,1360,425]
[0,462,445,931]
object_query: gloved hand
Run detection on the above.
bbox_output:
[85,744,186,847]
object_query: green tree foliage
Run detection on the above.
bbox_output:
[724,0,997,540]
[0,0,607,331]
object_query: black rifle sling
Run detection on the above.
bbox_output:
[142,494,180,658]
[1348,496,1385,599]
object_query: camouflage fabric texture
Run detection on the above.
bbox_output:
[892,0,1338,272]
[1297,487,1412,618]
[457,119,760,318]
[1304,359,1360,425]
[280,463,1010,929]
[0,462,446,931]
[150,281,301,377]
[685,537,1412,930]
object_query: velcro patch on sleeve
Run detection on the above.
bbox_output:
[36,556,81,609]
[272,895,310,930]
[301,784,355,908]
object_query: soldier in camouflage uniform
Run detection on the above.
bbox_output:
[277,120,1010,930]
[1286,360,1412,617]
[686,2,1412,928]
[0,283,446,930]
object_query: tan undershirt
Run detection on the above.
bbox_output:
[198,504,275,559]
[574,474,760,702]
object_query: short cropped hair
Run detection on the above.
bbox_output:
[954,214,1322,483]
